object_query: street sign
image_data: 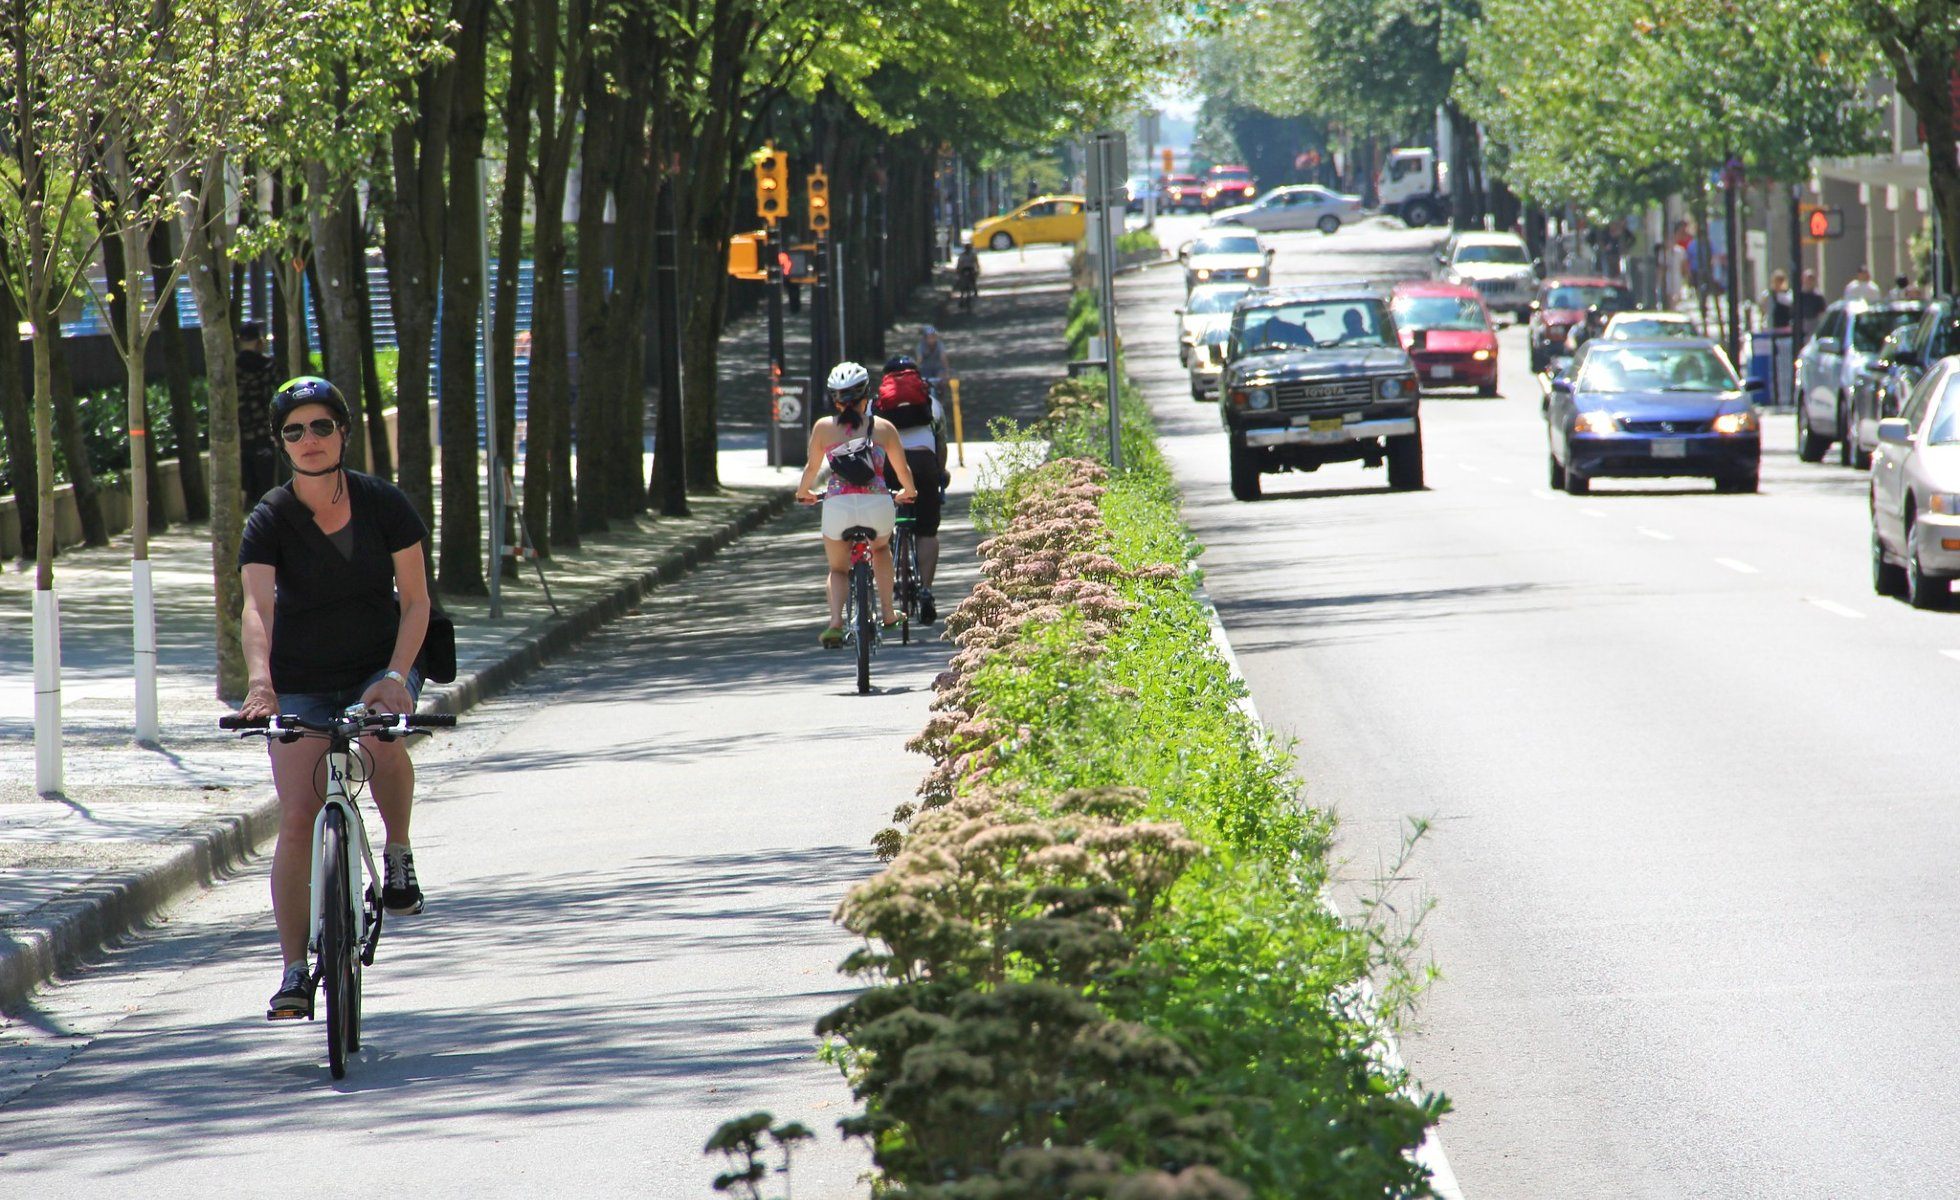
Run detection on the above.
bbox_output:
[1084,131,1128,210]
[1802,204,1845,243]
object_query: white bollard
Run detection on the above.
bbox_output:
[33,586,62,796]
[133,559,159,744]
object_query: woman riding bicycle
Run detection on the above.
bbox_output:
[795,361,918,647]
[235,377,435,1019]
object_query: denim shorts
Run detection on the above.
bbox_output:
[279,667,423,726]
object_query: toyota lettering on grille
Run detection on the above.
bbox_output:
[1303,383,1346,399]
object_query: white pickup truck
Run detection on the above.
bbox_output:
[1376,147,1451,228]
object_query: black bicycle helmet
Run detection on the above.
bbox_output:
[883,355,919,374]
[269,375,350,432]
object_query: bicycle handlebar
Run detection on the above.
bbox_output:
[219,712,456,731]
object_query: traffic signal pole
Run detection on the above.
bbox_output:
[807,167,832,419]
[1789,184,1804,409]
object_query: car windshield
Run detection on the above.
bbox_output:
[1187,286,1251,315]
[1608,318,1695,340]
[1578,345,1738,393]
[1237,299,1392,353]
[1189,236,1261,256]
[1201,326,1231,345]
[1456,243,1528,264]
[1852,309,1922,353]
[1547,285,1634,310]
[1392,296,1488,331]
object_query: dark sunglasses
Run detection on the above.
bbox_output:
[279,419,341,443]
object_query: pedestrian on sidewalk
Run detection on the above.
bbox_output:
[1887,273,1919,301]
[1796,270,1827,324]
[795,361,918,648]
[1759,269,1793,330]
[236,322,281,501]
[1842,265,1883,303]
[235,376,436,1019]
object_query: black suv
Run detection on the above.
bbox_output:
[1219,284,1424,500]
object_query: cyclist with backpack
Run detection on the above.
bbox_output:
[795,362,919,648]
[875,355,948,624]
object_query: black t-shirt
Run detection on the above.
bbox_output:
[238,471,429,694]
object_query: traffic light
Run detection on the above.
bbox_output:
[1802,204,1845,242]
[1161,147,1174,174]
[807,167,830,233]
[754,143,789,224]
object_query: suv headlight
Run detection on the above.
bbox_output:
[1573,410,1618,434]
[1711,409,1759,435]
[1379,375,1416,399]
[1245,388,1273,410]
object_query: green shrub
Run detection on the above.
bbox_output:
[1115,228,1162,256]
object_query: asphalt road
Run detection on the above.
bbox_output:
[1128,215,1960,1198]
[0,499,985,1196]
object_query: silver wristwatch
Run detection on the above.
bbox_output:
[382,669,409,687]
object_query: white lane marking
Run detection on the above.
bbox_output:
[1489,474,1513,485]
[1806,597,1866,620]
[1580,507,1607,519]
[1530,488,1556,501]
[1636,527,1673,541]
[1715,557,1759,575]
[1941,650,1960,664]
[1459,462,1480,472]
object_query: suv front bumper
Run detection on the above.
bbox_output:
[1242,416,1417,447]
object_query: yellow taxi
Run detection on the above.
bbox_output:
[972,194,1086,251]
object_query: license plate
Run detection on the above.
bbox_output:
[1652,439,1688,459]
[1432,365,1454,379]
[1309,417,1342,433]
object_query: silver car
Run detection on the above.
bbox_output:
[1176,283,1253,366]
[1798,299,1924,464]
[1207,185,1366,235]
[1188,325,1231,401]
[1871,357,1960,608]
[1180,232,1273,291]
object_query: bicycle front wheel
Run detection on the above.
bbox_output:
[852,560,874,694]
[320,808,355,1079]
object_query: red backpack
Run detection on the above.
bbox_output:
[876,367,933,430]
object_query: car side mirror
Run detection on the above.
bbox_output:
[1743,378,1767,395]
[1877,417,1912,445]
[1173,308,1186,316]
[1264,248,1275,261]
[1550,377,1574,395]
[1410,329,1429,352]
[1532,258,1546,278]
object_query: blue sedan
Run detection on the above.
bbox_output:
[1546,338,1765,494]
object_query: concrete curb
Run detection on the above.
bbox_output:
[0,486,796,1014]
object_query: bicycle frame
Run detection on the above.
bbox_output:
[307,728,383,973]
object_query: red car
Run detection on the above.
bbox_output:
[1203,165,1257,211]
[1162,174,1204,213]
[1391,281,1499,396]
[1528,275,1635,373]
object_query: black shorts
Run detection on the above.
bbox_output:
[885,447,943,537]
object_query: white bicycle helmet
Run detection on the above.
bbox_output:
[826,360,870,406]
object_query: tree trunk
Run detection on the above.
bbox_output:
[181,168,249,702]
[0,280,32,554]
[150,222,206,522]
[351,199,392,478]
[492,13,531,573]
[573,79,619,534]
[99,224,167,534]
[46,313,107,547]
[605,114,656,521]
[437,7,489,595]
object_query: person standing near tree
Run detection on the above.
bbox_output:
[236,321,281,500]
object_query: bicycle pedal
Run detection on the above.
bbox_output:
[266,1005,311,1022]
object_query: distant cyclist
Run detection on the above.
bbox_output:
[795,362,919,647]
[875,355,948,623]
[915,325,952,394]
[955,242,979,307]
[236,376,435,1019]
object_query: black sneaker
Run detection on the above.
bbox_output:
[383,845,424,915]
[267,961,312,1021]
[918,587,937,626]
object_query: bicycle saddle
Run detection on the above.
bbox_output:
[842,525,878,540]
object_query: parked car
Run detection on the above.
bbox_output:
[1203,165,1258,212]
[1188,325,1232,401]
[1218,283,1423,500]
[1179,232,1272,291]
[1530,277,1635,373]
[1123,176,1161,214]
[1602,311,1700,340]
[1208,184,1365,234]
[1849,299,1959,469]
[1162,174,1204,213]
[1545,338,1763,494]
[1871,357,1960,608]
[1795,299,1925,464]
[971,194,1085,251]
[1389,281,1499,396]
[1175,282,1255,367]
[1437,231,1538,320]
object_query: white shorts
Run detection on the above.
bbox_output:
[821,491,894,541]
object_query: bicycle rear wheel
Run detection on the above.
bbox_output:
[852,560,874,694]
[894,527,917,644]
[320,808,355,1079]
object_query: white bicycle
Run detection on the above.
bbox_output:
[222,706,455,1078]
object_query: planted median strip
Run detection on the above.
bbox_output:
[716,368,1448,1197]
